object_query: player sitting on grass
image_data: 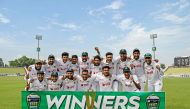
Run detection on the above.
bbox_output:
[116,67,141,92]
[25,71,47,91]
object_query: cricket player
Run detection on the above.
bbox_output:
[115,49,131,91]
[70,55,80,76]
[91,66,115,91]
[24,60,45,80]
[47,72,63,91]
[79,52,91,75]
[76,70,92,91]
[90,55,102,91]
[144,53,163,92]
[90,55,102,76]
[116,67,141,92]
[26,71,47,91]
[102,52,118,91]
[130,48,146,91]
[58,52,71,76]
[62,69,78,91]
[44,54,60,79]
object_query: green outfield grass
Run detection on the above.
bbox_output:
[0,76,190,109]
[165,67,190,75]
[0,68,25,74]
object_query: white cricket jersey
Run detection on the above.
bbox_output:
[144,61,163,85]
[102,60,116,75]
[90,64,102,76]
[27,65,45,80]
[28,79,47,91]
[77,76,92,91]
[117,75,139,92]
[44,61,59,78]
[130,58,145,77]
[62,78,77,91]
[79,60,91,75]
[70,63,80,75]
[48,78,63,91]
[92,74,115,91]
[115,59,130,75]
[58,60,71,76]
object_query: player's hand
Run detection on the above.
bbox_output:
[130,64,135,69]
[29,79,34,83]
[94,47,99,52]
[130,76,134,81]
[127,56,132,60]
[62,75,66,80]
[26,83,30,91]
[154,59,159,63]
[156,65,160,70]
[25,74,29,79]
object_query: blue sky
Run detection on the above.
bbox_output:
[0,0,190,66]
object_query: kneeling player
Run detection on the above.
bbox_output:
[26,71,47,91]
[77,70,92,91]
[116,67,141,92]
[48,72,63,91]
[91,66,115,91]
[62,69,78,91]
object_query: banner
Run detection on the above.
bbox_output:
[22,91,165,109]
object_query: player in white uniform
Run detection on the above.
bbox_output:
[44,55,60,79]
[62,69,78,91]
[91,66,115,91]
[76,70,92,91]
[48,72,63,91]
[26,71,47,91]
[58,52,71,76]
[102,52,118,91]
[79,52,91,75]
[116,67,141,92]
[144,53,163,92]
[24,60,45,80]
[70,55,80,76]
[115,49,131,91]
[90,55,102,91]
[130,49,146,91]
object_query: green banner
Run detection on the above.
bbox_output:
[22,91,165,109]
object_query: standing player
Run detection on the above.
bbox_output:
[102,52,117,91]
[76,70,92,91]
[130,49,146,91]
[62,69,78,91]
[58,52,71,76]
[90,55,102,91]
[144,53,163,92]
[116,67,141,92]
[26,71,47,91]
[115,49,131,91]
[24,60,45,80]
[91,66,115,91]
[79,52,91,75]
[70,55,80,76]
[44,55,60,79]
[47,72,63,91]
